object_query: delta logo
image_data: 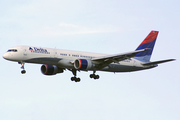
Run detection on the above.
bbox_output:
[29,47,50,54]
[29,47,33,51]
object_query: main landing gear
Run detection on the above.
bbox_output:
[19,62,26,74]
[69,69,100,82]
[70,69,81,82]
[90,71,100,80]
[90,74,99,79]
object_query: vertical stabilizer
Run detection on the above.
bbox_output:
[134,30,159,62]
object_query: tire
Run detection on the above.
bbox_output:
[95,75,99,79]
[21,70,26,74]
[75,78,80,82]
[90,74,94,78]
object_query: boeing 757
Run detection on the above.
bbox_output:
[3,31,175,82]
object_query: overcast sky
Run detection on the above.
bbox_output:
[0,0,180,120]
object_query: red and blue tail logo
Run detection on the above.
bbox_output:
[29,47,33,51]
[134,31,159,62]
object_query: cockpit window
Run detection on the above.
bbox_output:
[7,49,18,52]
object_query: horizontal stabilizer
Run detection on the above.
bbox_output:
[142,59,176,66]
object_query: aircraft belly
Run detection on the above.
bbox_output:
[24,58,61,65]
[101,64,146,72]
[57,59,74,69]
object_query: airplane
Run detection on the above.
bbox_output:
[3,30,175,82]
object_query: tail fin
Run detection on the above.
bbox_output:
[134,30,159,62]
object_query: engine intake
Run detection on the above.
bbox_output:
[41,65,63,75]
[74,59,93,70]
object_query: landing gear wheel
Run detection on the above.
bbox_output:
[71,77,76,81]
[94,75,99,79]
[90,74,100,79]
[90,74,95,78]
[71,77,81,82]
[19,62,26,74]
[21,70,26,74]
[70,69,81,82]
[75,78,80,82]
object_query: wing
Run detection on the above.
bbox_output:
[91,48,150,69]
[142,59,176,66]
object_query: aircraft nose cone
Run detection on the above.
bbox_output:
[3,53,8,60]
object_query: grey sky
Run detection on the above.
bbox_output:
[0,0,179,120]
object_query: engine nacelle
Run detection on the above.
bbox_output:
[74,59,93,70]
[41,65,63,75]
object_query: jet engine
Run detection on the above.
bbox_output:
[41,64,63,75]
[74,59,93,70]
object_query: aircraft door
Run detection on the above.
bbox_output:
[133,60,137,67]
[23,49,27,56]
[54,50,58,58]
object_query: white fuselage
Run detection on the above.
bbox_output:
[3,46,154,72]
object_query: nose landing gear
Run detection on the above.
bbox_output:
[19,62,26,74]
[21,70,26,74]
